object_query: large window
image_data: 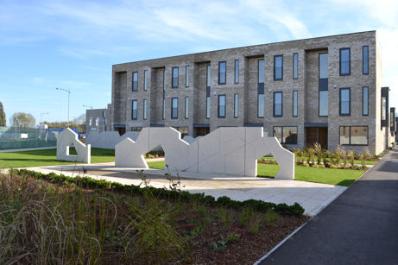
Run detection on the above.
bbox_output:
[206,64,211,87]
[206,96,211,119]
[292,90,298,117]
[143,99,147,120]
[234,59,239,84]
[132,72,138,91]
[218,95,226,118]
[185,65,189,87]
[206,64,211,119]
[274,55,283,80]
[162,70,165,120]
[273,91,283,117]
[257,59,265,118]
[143,70,148,91]
[293,53,299,80]
[218,61,226,85]
[339,126,368,145]
[273,126,298,144]
[172,67,179,88]
[162,99,165,120]
[362,86,369,116]
[319,53,328,116]
[339,48,351,76]
[184,96,189,119]
[258,59,265,84]
[362,46,369,75]
[257,94,264,118]
[234,93,239,118]
[339,88,351,116]
[171,97,178,119]
[131,100,138,120]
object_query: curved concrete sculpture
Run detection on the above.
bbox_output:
[56,128,91,164]
[115,127,294,179]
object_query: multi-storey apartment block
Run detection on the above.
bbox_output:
[110,31,393,155]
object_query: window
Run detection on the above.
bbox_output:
[258,59,265,84]
[206,64,211,119]
[273,91,283,117]
[292,90,298,117]
[257,94,264,118]
[184,96,189,119]
[362,86,369,116]
[319,53,328,116]
[162,69,165,120]
[339,48,351,76]
[234,59,239,83]
[218,95,226,118]
[293,53,299,79]
[132,72,138,91]
[143,70,148,91]
[234,93,239,118]
[162,99,165,120]
[274,55,283,80]
[143,99,147,120]
[362,46,369,75]
[95,118,99,127]
[218,61,226,85]
[206,97,211,119]
[273,126,298,144]
[206,64,211,87]
[131,100,138,120]
[339,126,368,145]
[172,67,179,88]
[171,97,178,119]
[185,65,189,87]
[339,88,351,116]
[381,97,386,120]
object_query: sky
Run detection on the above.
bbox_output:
[1,0,398,124]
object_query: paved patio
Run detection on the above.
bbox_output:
[27,162,347,216]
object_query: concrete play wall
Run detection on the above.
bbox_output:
[86,131,139,149]
[115,127,295,179]
[56,128,91,163]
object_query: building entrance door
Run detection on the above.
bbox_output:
[305,127,328,149]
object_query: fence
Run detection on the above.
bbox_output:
[0,127,57,150]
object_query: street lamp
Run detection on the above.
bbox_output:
[56,87,71,127]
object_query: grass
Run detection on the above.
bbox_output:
[0,148,115,168]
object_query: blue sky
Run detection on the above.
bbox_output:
[1,0,397,123]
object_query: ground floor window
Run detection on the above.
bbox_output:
[273,126,298,144]
[130,127,142,132]
[339,126,368,145]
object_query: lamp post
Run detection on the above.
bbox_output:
[56,88,71,127]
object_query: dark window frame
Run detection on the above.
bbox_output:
[318,52,329,117]
[292,90,298,117]
[217,94,226,118]
[171,97,178,119]
[293,53,299,80]
[185,65,189,87]
[339,48,351,76]
[143,70,148,91]
[234,59,239,84]
[362,46,369,75]
[132,71,138,91]
[273,126,298,145]
[273,91,283,117]
[184,96,189,119]
[339,87,351,116]
[131,99,138,120]
[234,93,239,118]
[218,61,227,85]
[362,86,369,116]
[339,126,369,146]
[143,99,147,120]
[257,94,265,118]
[258,58,265,84]
[273,55,283,81]
[171,66,179,88]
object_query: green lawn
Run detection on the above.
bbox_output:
[0,149,366,186]
[0,148,115,168]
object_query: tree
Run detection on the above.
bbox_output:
[0,102,5,127]
[11,112,36,128]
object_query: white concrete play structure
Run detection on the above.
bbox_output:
[56,128,91,163]
[115,127,295,180]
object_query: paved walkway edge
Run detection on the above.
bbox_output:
[0,146,56,153]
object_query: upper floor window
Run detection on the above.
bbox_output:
[273,91,283,117]
[143,70,148,91]
[319,53,328,117]
[362,86,369,116]
[184,96,189,119]
[274,55,283,81]
[132,72,138,91]
[171,97,178,119]
[234,59,239,84]
[143,99,147,120]
[206,64,211,87]
[293,53,299,79]
[172,67,179,88]
[258,59,265,84]
[292,90,298,117]
[131,100,138,120]
[218,95,226,118]
[218,61,226,85]
[362,46,369,75]
[234,93,239,118]
[339,87,351,116]
[185,65,189,87]
[339,48,351,76]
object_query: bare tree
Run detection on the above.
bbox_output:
[11,112,36,128]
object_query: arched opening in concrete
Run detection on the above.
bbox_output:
[145,145,165,170]
[256,154,280,178]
